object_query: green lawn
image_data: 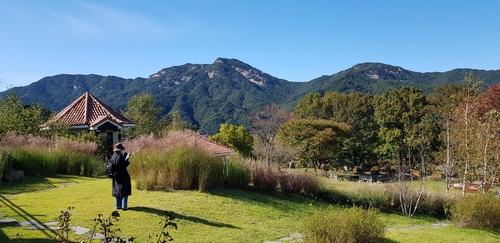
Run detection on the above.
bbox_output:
[0,175,499,242]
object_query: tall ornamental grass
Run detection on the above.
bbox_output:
[251,163,280,193]
[302,206,386,243]
[279,171,318,196]
[0,132,99,155]
[0,133,102,177]
[0,149,101,176]
[129,145,224,192]
[125,131,322,194]
[223,155,251,189]
[340,183,393,211]
[126,131,257,191]
[226,160,320,195]
[318,179,458,216]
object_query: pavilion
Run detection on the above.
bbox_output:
[40,92,135,156]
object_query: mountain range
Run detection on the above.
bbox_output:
[3,58,500,134]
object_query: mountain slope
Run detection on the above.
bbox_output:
[6,58,299,133]
[3,59,500,134]
[310,63,500,95]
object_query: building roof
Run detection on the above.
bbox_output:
[158,131,236,157]
[194,136,236,157]
[41,92,134,130]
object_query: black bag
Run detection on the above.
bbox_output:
[106,160,116,178]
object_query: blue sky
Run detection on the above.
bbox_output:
[1,1,499,92]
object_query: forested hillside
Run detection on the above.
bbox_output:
[2,58,500,133]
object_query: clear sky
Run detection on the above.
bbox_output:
[1,1,499,92]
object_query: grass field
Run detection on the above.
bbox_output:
[0,175,499,242]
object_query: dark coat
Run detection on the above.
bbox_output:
[110,151,131,197]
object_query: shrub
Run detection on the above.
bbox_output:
[432,170,443,180]
[449,194,500,229]
[353,166,360,173]
[302,206,385,243]
[370,166,380,175]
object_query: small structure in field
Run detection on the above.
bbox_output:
[40,92,135,156]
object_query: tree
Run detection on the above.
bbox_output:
[475,109,500,194]
[252,136,299,167]
[374,86,438,217]
[277,119,351,171]
[0,92,51,137]
[322,92,380,166]
[209,124,254,157]
[158,110,197,136]
[23,104,52,136]
[122,93,163,138]
[464,84,500,194]
[427,84,467,193]
[374,86,431,164]
[397,115,439,217]
[294,92,380,167]
[294,93,325,119]
[248,104,292,166]
[451,72,483,195]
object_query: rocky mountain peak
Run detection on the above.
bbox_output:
[350,62,412,81]
[212,57,268,86]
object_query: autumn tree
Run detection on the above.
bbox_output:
[475,109,500,194]
[427,84,467,193]
[248,104,292,166]
[276,119,351,171]
[465,84,500,194]
[210,124,254,157]
[451,72,483,195]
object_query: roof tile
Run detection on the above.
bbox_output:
[42,92,134,128]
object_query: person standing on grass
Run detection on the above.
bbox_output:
[110,143,131,210]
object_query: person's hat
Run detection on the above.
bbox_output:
[113,143,125,152]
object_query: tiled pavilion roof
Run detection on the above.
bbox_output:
[42,92,134,129]
[195,136,236,157]
[157,131,236,157]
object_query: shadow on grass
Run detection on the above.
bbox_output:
[207,188,319,212]
[382,238,400,243]
[483,228,500,235]
[0,195,58,242]
[0,175,83,195]
[128,206,240,229]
